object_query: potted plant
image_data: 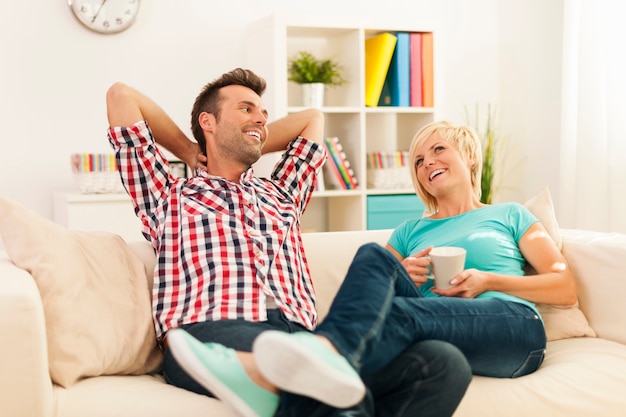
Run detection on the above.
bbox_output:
[287,51,346,107]
[466,104,508,204]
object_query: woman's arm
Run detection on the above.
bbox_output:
[434,222,578,306]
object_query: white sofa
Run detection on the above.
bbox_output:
[3,227,626,417]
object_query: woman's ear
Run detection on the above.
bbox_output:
[468,149,479,167]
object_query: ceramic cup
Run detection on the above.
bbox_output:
[428,246,466,289]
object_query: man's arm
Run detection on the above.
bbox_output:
[262,109,324,154]
[106,82,200,167]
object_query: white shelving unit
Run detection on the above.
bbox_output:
[54,192,144,243]
[246,14,437,232]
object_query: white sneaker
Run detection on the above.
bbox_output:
[252,331,365,408]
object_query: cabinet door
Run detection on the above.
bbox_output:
[366,194,425,230]
[54,193,144,242]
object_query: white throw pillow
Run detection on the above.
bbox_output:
[523,186,562,251]
[523,187,596,341]
[0,197,161,387]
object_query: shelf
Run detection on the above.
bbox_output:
[61,192,131,203]
[364,106,434,114]
[53,192,143,243]
[366,189,415,196]
[247,15,436,232]
[287,106,362,114]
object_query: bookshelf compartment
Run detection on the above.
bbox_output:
[247,15,437,231]
[366,110,434,153]
[286,27,361,108]
[396,112,434,150]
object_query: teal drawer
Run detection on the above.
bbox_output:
[367,194,425,230]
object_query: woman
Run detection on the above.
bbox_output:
[375,119,578,376]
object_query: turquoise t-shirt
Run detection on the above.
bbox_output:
[388,203,539,314]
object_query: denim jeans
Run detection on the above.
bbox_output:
[275,340,471,417]
[164,242,541,416]
[316,243,547,379]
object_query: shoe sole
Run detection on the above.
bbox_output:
[253,332,365,408]
[167,330,260,417]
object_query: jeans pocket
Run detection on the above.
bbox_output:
[511,348,545,378]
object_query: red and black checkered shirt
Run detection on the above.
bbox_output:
[108,121,326,340]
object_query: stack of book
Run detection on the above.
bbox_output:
[322,137,359,190]
[367,150,413,190]
[70,153,124,194]
[364,31,434,108]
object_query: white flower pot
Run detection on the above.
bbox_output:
[301,83,325,108]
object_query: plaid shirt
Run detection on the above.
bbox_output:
[108,121,326,340]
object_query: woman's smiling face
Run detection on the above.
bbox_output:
[408,121,484,213]
[414,133,473,198]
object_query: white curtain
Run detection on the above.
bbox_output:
[560,0,626,233]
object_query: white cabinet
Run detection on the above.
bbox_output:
[246,14,436,232]
[53,193,144,243]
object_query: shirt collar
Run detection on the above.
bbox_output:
[194,166,255,185]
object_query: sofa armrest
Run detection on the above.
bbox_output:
[0,255,54,417]
[560,228,626,345]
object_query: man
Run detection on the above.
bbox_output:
[107,68,470,417]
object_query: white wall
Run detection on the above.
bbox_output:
[496,0,564,207]
[0,0,563,221]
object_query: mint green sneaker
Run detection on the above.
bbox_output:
[167,329,279,417]
[252,331,365,408]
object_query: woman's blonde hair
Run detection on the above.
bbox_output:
[408,120,483,213]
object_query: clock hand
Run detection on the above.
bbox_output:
[91,0,109,24]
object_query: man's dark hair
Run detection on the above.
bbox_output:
[190,68,267,153]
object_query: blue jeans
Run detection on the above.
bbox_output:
[316,243,546,379]
[163,242,543,416]
[275,340,471,417]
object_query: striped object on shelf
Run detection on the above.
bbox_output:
[70,153,124,194]
[367,151,413,190]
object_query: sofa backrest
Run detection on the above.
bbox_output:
[126,230,393,323]
[127,240,157,289]
[127,228,626,346]
[302,229,392,321]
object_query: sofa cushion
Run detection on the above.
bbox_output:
[522,187,596,341]
[0,197,161,387]
[455,337,626,416]
[523,186,562,250]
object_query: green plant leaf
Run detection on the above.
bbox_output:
[287,51,346,86]
[465,103,501,204]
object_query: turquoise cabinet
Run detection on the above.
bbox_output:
[366,194,425,230]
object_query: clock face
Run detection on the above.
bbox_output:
[68,0,140,34]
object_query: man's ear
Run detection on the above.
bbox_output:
[199,112,216,133]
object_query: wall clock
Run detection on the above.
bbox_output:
[68,0,140,34]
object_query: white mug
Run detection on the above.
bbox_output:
[428,246,466,289]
